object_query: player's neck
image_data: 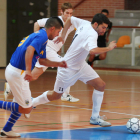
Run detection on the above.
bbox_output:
[61,15,66,22]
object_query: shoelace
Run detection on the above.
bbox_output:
[99,115,107,121]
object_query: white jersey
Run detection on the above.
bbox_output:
[63,16,98,70]
[37,16,75,52]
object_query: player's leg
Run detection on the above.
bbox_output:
[46,48,79,102]
[3,66,45,101]
[93,52,107,61]
[3,82,12,101]
[1,64,33,138]
[32,77,66,107]
[32,67,77,107]
[79,62,111,127]
[87,54,95,67]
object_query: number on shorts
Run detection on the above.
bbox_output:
[59,87,63,92]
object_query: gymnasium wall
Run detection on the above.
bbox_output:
[0,0,6,67]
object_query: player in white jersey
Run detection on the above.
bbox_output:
[4,2,79,103]
[26,14,117,127]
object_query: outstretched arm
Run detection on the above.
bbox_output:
[54,17,72,44]
[90,41,116,55]
[34,22,40,32]
[39,58,67,68]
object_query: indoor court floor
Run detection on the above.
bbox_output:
[0,68,140,140]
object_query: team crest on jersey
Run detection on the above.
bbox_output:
[25,100,30,105]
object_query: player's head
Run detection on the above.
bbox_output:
[101,9,109,17]
[45,17,64,40]
[91,13,110,36]
[61,3,73,22]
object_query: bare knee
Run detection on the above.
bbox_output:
[18,106,32,114]
[95,81,106,91]
[87,78,106,91]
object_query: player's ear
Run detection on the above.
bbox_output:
[50,26,55,32]
[94,22,98,27]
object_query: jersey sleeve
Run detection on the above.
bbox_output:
[30,35,47,57]
[37,18,49,27]
[70,16,84,29]
[84,34,98,51]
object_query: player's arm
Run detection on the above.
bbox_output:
[54,17,72,44]
[34,18,48,32]
[39,58,67,68]
[34,22,40,32]
[31,67,44,81]
[90,41,116,55]
[24,45,35,81]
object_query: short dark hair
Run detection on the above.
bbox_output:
[45,17,64,29]
[101,9,109,15]
[61,3,73,12]
[91,13,110,25]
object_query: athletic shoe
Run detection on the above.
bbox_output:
[0,129,20,138]
[4,82,12,101]
[90,116,111,127]
[61,94,79,102]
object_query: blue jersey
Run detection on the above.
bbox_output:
[10,28,48,70]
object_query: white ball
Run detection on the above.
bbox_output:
[126,118,140,134]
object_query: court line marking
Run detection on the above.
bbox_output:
[44,103,140,117]
[1,87,140,96]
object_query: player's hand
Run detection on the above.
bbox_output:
[108,41,117,50]
[24,71,33,82]
[54,36,64,44]
[58,61,67,68]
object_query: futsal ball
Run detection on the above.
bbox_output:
[126,118,140,134]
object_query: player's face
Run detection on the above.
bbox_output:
[61,9,73,22]
[96,23,108,36]
[49,27,62,40]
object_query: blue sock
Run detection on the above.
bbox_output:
[3,111,21,132]
[0,101,19,112]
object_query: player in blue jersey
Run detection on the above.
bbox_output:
[0,17,67,138]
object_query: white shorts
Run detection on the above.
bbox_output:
[35,46,62,71]
[5,64,32,108]
[54,61,99,93]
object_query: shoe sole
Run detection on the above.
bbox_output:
[24,113,30,119]
[0,134,21,138]
[90,122,111,127]
[61,99,79,102]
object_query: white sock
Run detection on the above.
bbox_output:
[62,87,70,98]
[32,91,50,107]
[91,89,104,119]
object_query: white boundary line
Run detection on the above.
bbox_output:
[44,103,140,117]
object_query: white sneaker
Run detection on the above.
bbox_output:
[4,82,12,101]
[0,129,20,138]
[61,94,79,102]
[90,116,111,127]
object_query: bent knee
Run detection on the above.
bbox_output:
[96,81,106,91]
[19,106,32,114]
